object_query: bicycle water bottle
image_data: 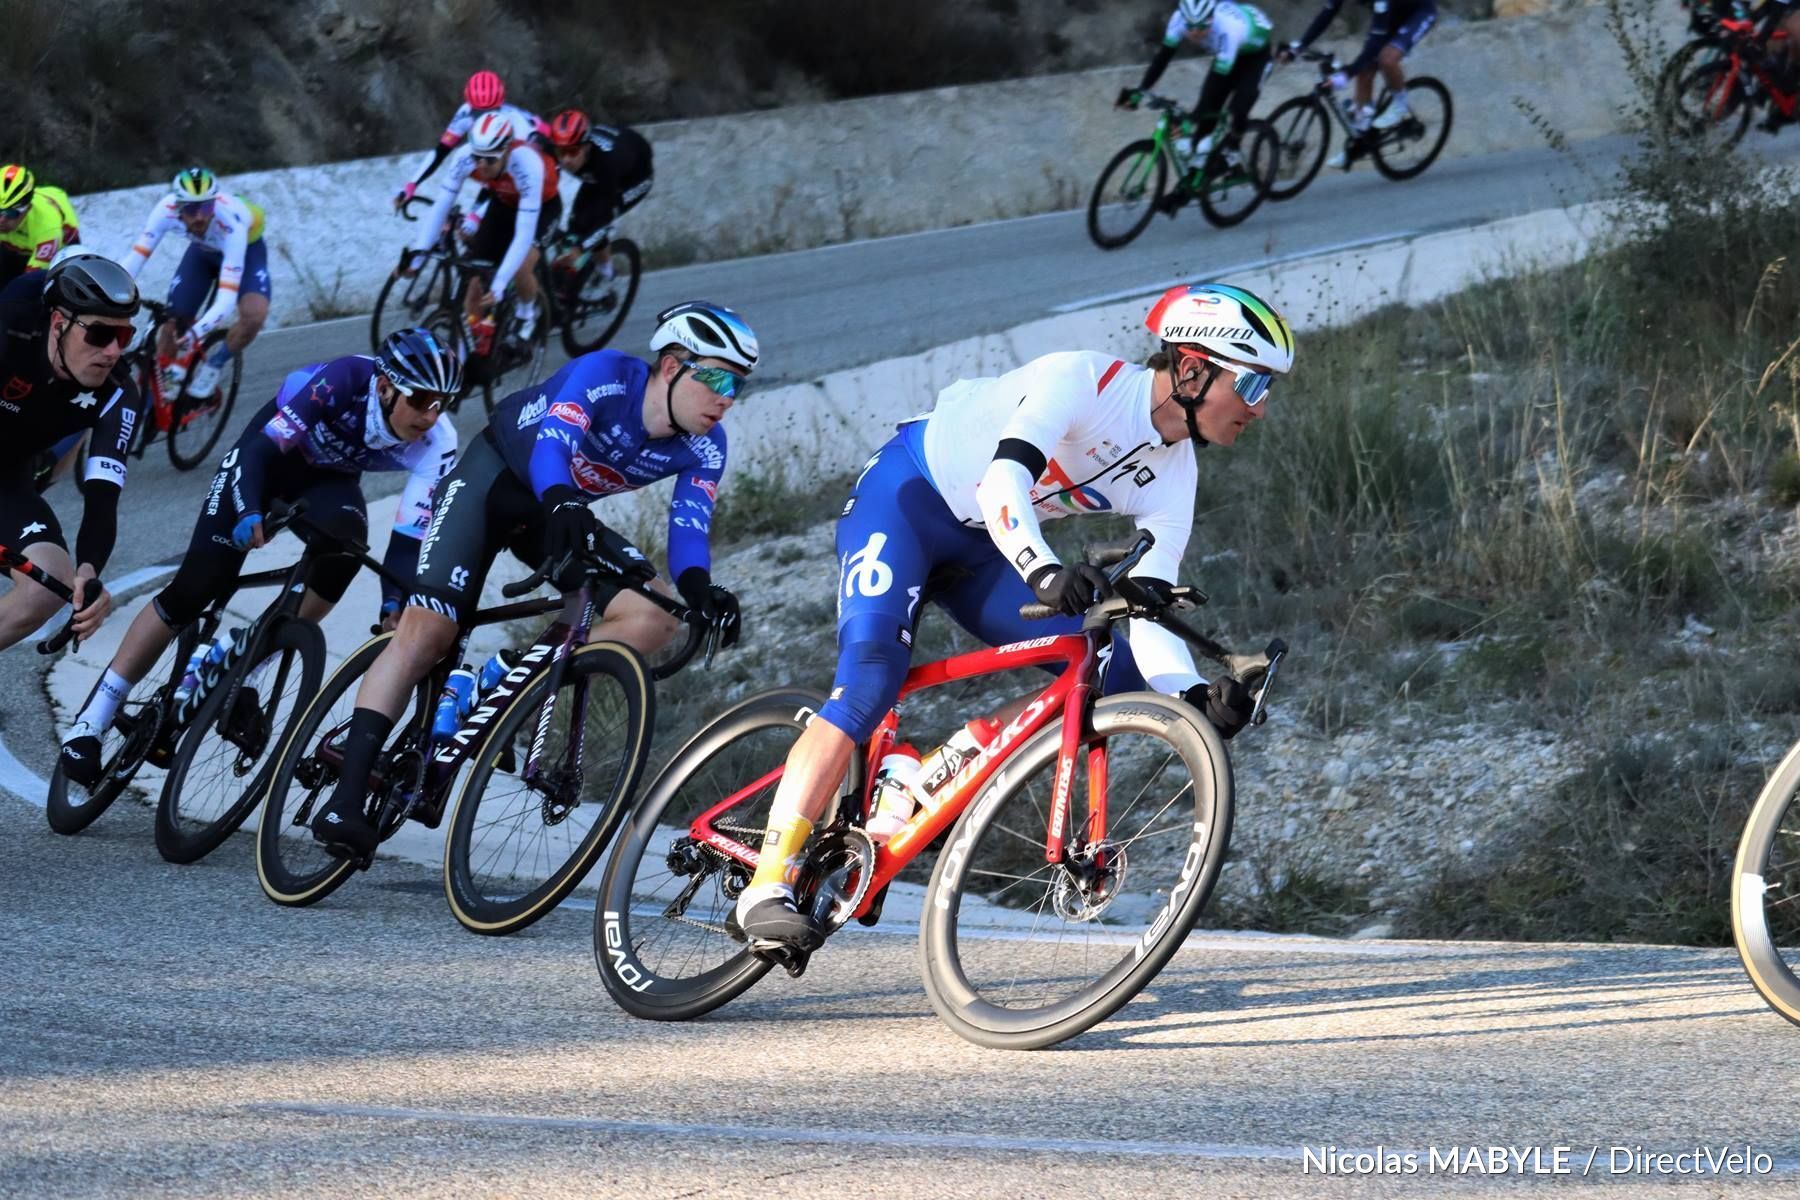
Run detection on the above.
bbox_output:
[864,743,923,843]
[467,314,497,357]
[914,718,1002,803]
[171,644,210,706]
[476,649,518,701]
[432,666,478,741]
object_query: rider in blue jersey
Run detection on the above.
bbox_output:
[307,300,758,858]
[58,329,464,788]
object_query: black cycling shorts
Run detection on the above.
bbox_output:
[153,456,370,628]
[0,468,67,561]
[466,194,564,273]
[409,429,636,625]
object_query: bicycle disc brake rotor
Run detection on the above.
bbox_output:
[796,829,876,934]
[1052,839,1128,922]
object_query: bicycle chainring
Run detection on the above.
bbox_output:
[795,828,876,935]
[1052,839,1127,922]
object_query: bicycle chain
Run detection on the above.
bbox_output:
[664,822,763,936]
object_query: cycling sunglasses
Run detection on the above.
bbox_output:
[0,203,28,220]
[1174,346,1274,406]
[70,316,134,349]
[176,200,216,218]
[388,381,448,413]
[681,361,748,400]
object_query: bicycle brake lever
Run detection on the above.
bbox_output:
[1248,641,1287,727]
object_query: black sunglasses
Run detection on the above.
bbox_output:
[69,317,134,349]
[0,203,27,220]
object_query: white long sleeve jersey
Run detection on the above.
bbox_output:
[914,350,1206,693]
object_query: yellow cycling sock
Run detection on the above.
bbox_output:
[747,812,815,897]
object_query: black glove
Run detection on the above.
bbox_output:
[543,486,600,589]
[1186,676,1255,740]
[1116,87,1143,110]
[678,567,742,648]
[1275,42,1297,64]
[1028,562,1111,617]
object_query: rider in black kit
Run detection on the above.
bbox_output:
[547,109,654,260]
[0,254,142,650]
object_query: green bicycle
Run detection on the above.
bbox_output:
[1087,95,1278,249]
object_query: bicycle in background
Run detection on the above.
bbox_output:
[1263,49,1453,199]
[1087,94,1279,248]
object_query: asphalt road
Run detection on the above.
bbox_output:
[7,133,1800,1197]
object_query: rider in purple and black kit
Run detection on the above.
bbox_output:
[58,328,463,788]
[306,301,758,858]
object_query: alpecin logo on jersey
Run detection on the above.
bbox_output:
[549,401,590,430]
[516,395,548,428]
[688,476,718,501]
[570,453,630,495]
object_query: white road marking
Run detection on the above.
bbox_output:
[1049,231,1419,314]
[250,1101,1305,1159]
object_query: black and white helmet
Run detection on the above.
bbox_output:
[376,327,464,397]
[649,300,759,372]
[1179,0,1218,26]
[43,253,140,320]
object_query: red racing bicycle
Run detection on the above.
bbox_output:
[593,532,1286,1049]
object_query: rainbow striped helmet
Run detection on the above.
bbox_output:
[1145,283,1294,373]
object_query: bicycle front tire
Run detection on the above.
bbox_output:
[167,330,240,471]
[156,616,325,864]
[1371,77,1454,181]
[560,239,642,357]
[1198,118,1277,228]
[443,641,653,936]
[1087,139,1168,250]
[920,692,1234,1050]
[1264,95,1330,201]
[1732,737,1800,1026]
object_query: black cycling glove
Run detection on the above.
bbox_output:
[1028,562,1111,617]
[542,486,600,589]
[1185,676,1255,740]
[678,567,742,648]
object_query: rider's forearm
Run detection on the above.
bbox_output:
[1295,0,1342,50]
[1136,42,1178,93]
[379,531,421,612]
[189,282,238,341]
[975,454,1058,583]
[411,143,454,188]
[73,479,120,576]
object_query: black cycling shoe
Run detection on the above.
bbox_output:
[739,894,825,952]
[309,791,378,858]
[59,735,102,790]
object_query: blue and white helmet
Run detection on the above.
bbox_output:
[1179,0,1218,26]
[376,327,464,397]
[649,300,760,372]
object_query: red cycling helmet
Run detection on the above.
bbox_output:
[549,109,591,149]
[464,70,505,110]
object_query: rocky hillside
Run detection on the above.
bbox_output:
[7,0,1494,194]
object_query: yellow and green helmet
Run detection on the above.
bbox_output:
[0,164,35,210]
[170,166,220,204]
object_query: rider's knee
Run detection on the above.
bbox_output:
[814,616,913,745]
[393,604,458,666]
[1378,45,1404,70]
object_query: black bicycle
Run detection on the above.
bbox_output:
[43,502,392,866]
[1264,50,1454,199]
[254,549,726,936]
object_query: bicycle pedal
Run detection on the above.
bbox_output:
[750,940,813,978]
[319,840,376,871]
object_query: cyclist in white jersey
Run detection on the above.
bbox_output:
[736,282,1296,949]
[402,112,560,342]
[124,167,271,400]
[392,69,543,210]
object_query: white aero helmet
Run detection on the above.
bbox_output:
[1145,282,1294,373]
[1179,0,1219,27]
[650,300,760,372]
[469,111,514,158]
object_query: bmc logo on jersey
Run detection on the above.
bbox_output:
[549,401,590,430]
[570,453,629,495]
